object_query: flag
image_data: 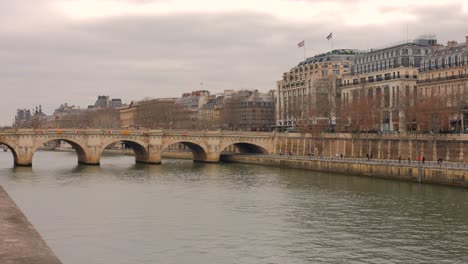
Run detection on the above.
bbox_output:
[297,40,304,48]
[327,32,333,40]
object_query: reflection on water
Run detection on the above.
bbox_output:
[0,151,467,264]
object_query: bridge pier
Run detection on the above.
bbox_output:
[77,146,101,165]
[14,147,34,167]
[197,151,221,163]
[135,148,162,164]
[132,145,161,164]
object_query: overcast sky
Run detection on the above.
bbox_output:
[1,0,467,125]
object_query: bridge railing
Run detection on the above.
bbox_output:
[0,129,275,137]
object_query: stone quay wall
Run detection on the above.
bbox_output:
[222,155,468,188]
[0,186,62,263]
[272,133,468,163]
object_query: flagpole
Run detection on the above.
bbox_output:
[304,43,306,60]
[327,32,334,51]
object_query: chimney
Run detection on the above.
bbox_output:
[447,41,457,47]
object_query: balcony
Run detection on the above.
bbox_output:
[342,75,419,87]
[417,74,468,84]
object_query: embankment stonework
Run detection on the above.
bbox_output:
[223,155,468,187]
[0,186,62,264]
[273,133,468,163]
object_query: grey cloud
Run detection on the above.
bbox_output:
[0,2,467,125]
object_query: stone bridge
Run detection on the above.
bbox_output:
[0,129,275,166]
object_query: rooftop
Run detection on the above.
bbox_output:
[298,49,362,66]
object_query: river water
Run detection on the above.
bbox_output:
[0,151,467,264]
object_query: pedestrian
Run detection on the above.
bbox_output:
[398,155,401,163]
[422,156,425,164]
[408,156,411,164]
[340,153,343,159]
[366,153,369,161]
[439,158,443,166]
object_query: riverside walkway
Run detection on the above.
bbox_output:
[235,154,468,170]
[0,186,62,264]
[224,154,468,187]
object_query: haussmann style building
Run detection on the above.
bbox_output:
[340,37,437,132]
[276,49,359,131]
[418,36,468,132]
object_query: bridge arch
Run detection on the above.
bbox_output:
[0,140,19,165]
[99,138,150,164]
[33,138,90,165]
[220,141,269,155]
[161,140,209,162]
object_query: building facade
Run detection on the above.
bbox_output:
[14,106,46,128]
[340,38,435,132]
[418,37,468,132]
[198,95,225,129]
[222,90,275,131]
[276,49,358,131]
[119,98,191,129]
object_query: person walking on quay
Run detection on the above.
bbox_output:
[437,157,443,165]
[366,153,370,161]
[422,156,426,164]
[408,156,411,164]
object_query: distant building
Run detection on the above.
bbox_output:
[223,90,275,131]
[198,95,225,129]
[119,98,190,129]
[176,90,211,129]
[88,96,124,109]
[14,105,47,128]
[176,90,210,109]
[110,99,123,108]
[276,49,358,131]
[418,36,468,132]
[340,37,436,132]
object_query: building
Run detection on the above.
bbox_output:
[50,103,87,128]
[198,95,225,129]
[176,90,210,129]
[223,90,275,131]
[276,49,358,131]
[119,103,137,129]
[340,37,436,132]
[119,98,191,129]
[14,106,47,128]
[418,36,468,132]
[88,96,123,109]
